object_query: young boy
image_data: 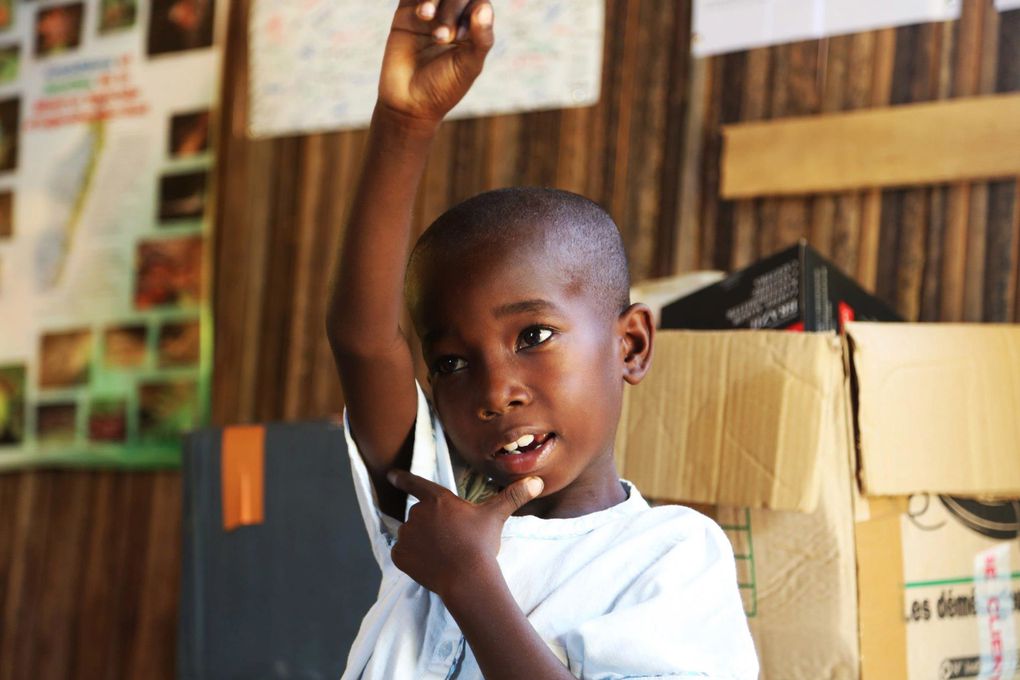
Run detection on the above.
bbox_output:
[326,1,758,678]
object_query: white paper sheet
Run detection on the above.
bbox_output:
[693,0,961,57]
[248,0,605,138]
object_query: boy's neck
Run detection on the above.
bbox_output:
[513,456,628,520]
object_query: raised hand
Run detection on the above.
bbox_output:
[386,469,544,598]
[379,0,495,125]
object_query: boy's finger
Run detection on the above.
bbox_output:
[386,469,447,500]
[432,0,473,43]
[467,2,494,52]
[487,476,544,518]
[416,1,436,21]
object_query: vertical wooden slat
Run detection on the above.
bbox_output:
[962,7,1001,321]
[0,474,46,680]
[997,10,1020,314]
[673,57,708,273]
[830,30,879,276]
[710,52,747,268]
[695,56,724,269]
[34,474,92,680]
[730,48,771,269]
[654,0,691,275]
[125,474,180,680]
[283,136,324,419]
[483,115,521,190]
[556,107,593,195]
[70,473,119,680]
[1013,179,1020,324]
[983,180,1018,321]
[920,185,948,321]
[875,188,904,308]
[605,0,641,231]
[941,0,988,320]
[856,27,896,292]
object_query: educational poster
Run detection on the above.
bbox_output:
[0,0,225,469]
[692,0,962,57]
[247,0,604,137]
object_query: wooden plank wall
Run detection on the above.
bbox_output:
[684,1,1020,324]
[2,1,1017,679]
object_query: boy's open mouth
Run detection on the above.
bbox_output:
[494,431,553,456]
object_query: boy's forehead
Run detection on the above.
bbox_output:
[410,240,600,325]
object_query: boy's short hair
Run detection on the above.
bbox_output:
[405,187,631,318]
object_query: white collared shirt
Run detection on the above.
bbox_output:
[341,384,759,680]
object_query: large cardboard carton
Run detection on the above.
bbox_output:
[615,323,1020,680]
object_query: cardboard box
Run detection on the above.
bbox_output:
[614,323,1020,680]
[659,242,902,332]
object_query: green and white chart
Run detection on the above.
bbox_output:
[0,0,223,469]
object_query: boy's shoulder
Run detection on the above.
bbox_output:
[622,499,734,557]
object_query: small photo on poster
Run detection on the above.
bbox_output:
[103,323,147,368]
[99,0,136,33]
[0,44,19,84]
[88,398,126,442]
[36,402,78,444]
[134,235,203,309]
[138,378,196,441]
[0,0,13,32]
[0,190,11,238]
[39,329,92,388]
[0,364,26,446]
[35,3,85,58]
[0,96,19,173]
[147,0,215,56]
[158,169,207,221]
[157,318,200,367]
[168,109,210,158]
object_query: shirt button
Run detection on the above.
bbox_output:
[437,640,454,659]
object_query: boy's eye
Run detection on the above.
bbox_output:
[433,356,467,375]
[517,327,553,349]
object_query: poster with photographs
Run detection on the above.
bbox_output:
[0,0,224,469]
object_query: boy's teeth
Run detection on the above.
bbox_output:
[501,434,537,452]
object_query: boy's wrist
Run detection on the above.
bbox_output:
[436,556,504,611]
[373,102,443,141]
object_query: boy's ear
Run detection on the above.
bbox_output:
[617,303,654,385]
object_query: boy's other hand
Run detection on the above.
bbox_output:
[387,469,543,598]
[379,1,494,126]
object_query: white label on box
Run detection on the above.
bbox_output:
[975,543,1018,680]
[900,497,1020,680]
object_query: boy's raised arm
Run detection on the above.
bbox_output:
[326,0,493,520]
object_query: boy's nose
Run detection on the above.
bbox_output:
[476,366,530,420]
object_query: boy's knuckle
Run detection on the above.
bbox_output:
[505,486,527,508]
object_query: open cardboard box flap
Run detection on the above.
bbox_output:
[615,323,1020,512]
[846,321,1020,498]
[615,330,843,512]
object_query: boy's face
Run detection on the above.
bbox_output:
[411,232,651,517]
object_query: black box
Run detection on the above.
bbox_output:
[179,421,379,680]
[660,242,902,332]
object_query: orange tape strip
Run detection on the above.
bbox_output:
[221,425,265,530]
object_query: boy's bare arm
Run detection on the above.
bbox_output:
[326,0,492,519]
